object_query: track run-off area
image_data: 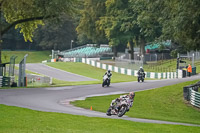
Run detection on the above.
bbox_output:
[1,63,200,127]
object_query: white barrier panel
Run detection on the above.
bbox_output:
[178,69,182,78]
[42,60,47,63]
[134,70,138,76]
[171,72,174,79]
[82,58,86,63]
[114,66,118,73]
[150,72,155,78]
[158,73,161,79]
[91,61,95,66]
[108,65,113,71]
[121,68,125,74]
[86,59,90,64]
[163,73,166,78]
[97,62,101,68]
[127,69,132,75]
[51,59,55,62]
[102,64,107,69]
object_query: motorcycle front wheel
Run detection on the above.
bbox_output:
[106,108,111,116]
[137,77,140,82]
[102,81,105,87]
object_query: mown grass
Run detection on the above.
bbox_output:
[0,104,200,133]
[47,62,138,84]
[71,80,200,125]
[2,51,51,64]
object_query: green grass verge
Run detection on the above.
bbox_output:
[2,51,51,63]
[46,62,138,85]
[71,80,200,125]
[51,78,100,86]
[0,104,199,133]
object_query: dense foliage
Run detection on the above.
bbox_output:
[0,0,78,62]
[77,0,200,57]
[1,0,200,61]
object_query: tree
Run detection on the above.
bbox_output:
[33,15,77,50]
[76,0,108,45]
[129,0,162,57]
[0,0,78,63]
[97,0,162,60]
[96,0,138,59]
[157,0,200,50]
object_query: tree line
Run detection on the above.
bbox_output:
[77,0,200,58]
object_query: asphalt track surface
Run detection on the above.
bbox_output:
[1,65,200,127]
[25,63,97,81]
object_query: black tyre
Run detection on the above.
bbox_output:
[107,80,110,87]
[102,82,105,87]
[106,108,111,116]
[142,79,144,82]
[138,77,140,82]
[118,106,127,117]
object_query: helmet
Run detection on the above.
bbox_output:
[108,69,111,73]
[140,66,143,69]
[129,92,135,99]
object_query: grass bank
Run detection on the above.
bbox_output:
[0,104,199,133]
[71,80,200,125]
[2,51,51,63]
[46,62,138,85]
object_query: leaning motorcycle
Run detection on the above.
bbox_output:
[106,98,129,117]
[102,75,110,87]
[137,72,145,82]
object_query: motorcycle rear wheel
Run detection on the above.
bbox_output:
[118,106,127,117]
[102,82,105,87]
[106,108,111,116]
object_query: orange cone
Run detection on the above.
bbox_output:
[90,106,92,111]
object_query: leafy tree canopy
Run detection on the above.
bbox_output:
[1,0,78,42]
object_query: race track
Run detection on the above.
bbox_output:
[1,63,200,127]
[25,63,97,81]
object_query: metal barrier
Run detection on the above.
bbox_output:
[183,81,200,108]
[18,54,28,87]
[190,88,200,108]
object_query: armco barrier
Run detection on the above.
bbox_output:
[183,81,200,108]
[74,58,177,79]
[190,89,200,108]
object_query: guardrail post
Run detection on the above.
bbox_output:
[183,86,191,101]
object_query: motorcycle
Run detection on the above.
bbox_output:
[137,72,145,82]
[106,98,129,117]
[102,74,110,87]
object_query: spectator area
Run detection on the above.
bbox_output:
[145,40,171,51]
[58,44,112,58]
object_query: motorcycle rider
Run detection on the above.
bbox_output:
[110,92,135,114]
[104,69,112,79]
[137,66,145,78]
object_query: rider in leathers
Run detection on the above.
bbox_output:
[110,92,135,113]
[104,69,112,79]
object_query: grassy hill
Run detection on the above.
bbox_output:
[71,80,200,125]
[2,51,51,64]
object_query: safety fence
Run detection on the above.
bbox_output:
[74,58,177,79]
[26,74,52,87]
[183,81,200,108]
